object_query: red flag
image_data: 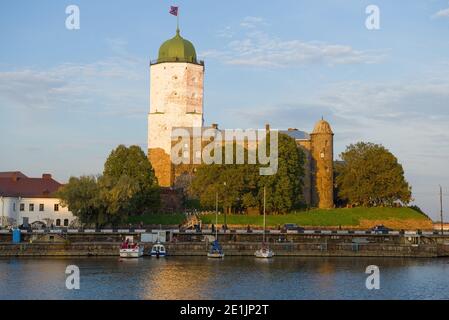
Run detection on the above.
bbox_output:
[170,6,178,16]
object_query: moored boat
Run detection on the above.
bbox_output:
[150,242,166,258]
[207,193,225,259]
[254,187,274,259]
[207,240,225,258]
[255,245,274,258]
[119,240,144,258]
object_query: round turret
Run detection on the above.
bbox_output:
[312,119,333,135]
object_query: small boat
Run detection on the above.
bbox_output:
[207,196,224,258]
[207,240,225,258]
[150,242,166,258]
[255,187,274,259]
[119,241,144,258]
[255,244,274,258]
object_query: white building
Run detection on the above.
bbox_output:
[0,172,75,228]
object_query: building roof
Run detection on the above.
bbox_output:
[0,172,62,198]
[157,28,198,64]
[171,126,312,141]
[280,129,310,141]
[312,119,333,134]
[0,171,28,179]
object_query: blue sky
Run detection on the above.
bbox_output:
[1,0,449,219]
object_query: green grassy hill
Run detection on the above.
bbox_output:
[128,214,185,226]
[128,207,433,230]
[200,207,432,229]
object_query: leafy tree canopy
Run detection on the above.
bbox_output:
[190,133,305,214]
[336,142,412,207]
[58,145,160,227]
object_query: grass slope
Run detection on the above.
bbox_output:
[128,214,185,225]
[200,207,431,227]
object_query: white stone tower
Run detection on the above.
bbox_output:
[148,27,204,187]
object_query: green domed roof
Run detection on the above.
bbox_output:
[158,28,197,64]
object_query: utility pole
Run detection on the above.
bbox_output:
[223,182,227,231]
[440,185,444,235]
[263,186,266,244]
[215,191,218,239]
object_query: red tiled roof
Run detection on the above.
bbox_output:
[0,172,62,198]
[0,171,28,179]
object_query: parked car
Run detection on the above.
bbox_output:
[283,223,305,232]
[371,225,391,234]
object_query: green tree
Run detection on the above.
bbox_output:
[336,142,412,207]
[190,133,305,214]
[57,176,107,227]
[58,145,160,227]
[259,133,305,213]
[103,145,160,215]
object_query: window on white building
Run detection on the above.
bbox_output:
[13,203,16,211]
[64,219,69,227]
[54,204,59,212]
[56,219,61,227]
[39,204,44,211]
[20,203,24,211]
[29,204,34,212]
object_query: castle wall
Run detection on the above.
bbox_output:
[297,140,312,207]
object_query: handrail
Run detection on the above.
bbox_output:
[150,58,205,66]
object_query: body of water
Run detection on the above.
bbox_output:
[1,256,448,300]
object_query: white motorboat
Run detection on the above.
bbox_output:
[119,241,144,258]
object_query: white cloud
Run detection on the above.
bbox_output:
[240,16,266,28]
[0,56,146,115]
[217,26,234,38]
[433,7,449,18]
[204,18,387,67]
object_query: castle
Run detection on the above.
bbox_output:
[147,27,334,209]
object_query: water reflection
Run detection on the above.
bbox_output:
[1,256,449,300]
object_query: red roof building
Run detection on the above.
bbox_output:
[0,172,74,228]
[0,172,62,198]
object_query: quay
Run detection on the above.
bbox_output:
[1,228,449,258]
